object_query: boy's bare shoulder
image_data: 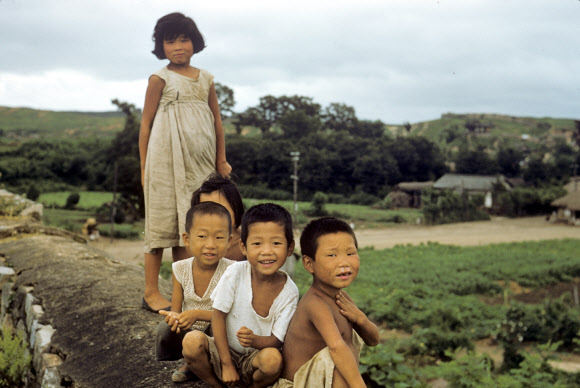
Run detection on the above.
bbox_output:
[298,288,336,317]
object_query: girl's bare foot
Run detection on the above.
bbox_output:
[142,293,170,312]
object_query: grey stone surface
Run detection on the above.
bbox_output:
[1,281,14,322]
[34,324,55,371]
[41,367,61,388]
[0,234,202,387]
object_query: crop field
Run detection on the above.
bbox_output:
[294,239,580,334]
[292,239,580,385]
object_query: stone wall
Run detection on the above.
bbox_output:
[0,228,207,387]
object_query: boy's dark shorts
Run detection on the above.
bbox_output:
[155,321,212,361]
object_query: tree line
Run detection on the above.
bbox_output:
[1,87,578,220]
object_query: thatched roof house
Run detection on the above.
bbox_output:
[389,181,433,208]
[433,173,511,194]
[551,191,580,211]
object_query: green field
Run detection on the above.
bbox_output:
[38,191,114,210]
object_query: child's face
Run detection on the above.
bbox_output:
[183,213,231,266]
[163,34,194,65]
[200,191,236,229]
[305,232,359,290]
[241,222,294,277]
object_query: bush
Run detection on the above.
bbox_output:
[0,326,31,388]
[422,189,490,225]
[25,186,40,201]
[239,184,292,200]
[64,192,80,210]
[308,191,328,216]
[349,191,380,206]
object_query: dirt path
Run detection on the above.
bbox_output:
[90,216,580,266]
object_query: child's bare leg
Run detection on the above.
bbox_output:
[172,246,189,261]
[182,331,223,388]
[331,368,349,388]
[250,348,283,388]
[143,249,170,310]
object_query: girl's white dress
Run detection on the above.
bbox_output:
[143,67,217,251]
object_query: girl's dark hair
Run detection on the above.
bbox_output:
[191,173,245,229]
[300,217,357,260]
[151,12,206,59]
[185,202,232,235]
[241,203,293,246]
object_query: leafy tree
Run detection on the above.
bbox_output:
[322,103,357,132]
[109,99,144,218]
[279,110,321,140]
[455,146,498,175]
[351,120,385,138]
[245,95,321,134]
[26,185,40,201]
[523,156,552,187]
[215,82,235,119]
[497,146,523,178]
[232,108,260,135]
[403,121,412,132]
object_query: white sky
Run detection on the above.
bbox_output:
[0,0,578,124]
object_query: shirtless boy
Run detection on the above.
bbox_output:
[276,217,380,388]
[182,203,299,388]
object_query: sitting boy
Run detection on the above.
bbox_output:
[182,203,299,388]
[276,217,380,388]
[155,202,235,382]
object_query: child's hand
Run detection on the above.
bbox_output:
[236,326,255,348]
[159,310,181,333]
[176,310,197,331]
[336,290,366,326]
[221,363,240,387]
[217,160,232,178]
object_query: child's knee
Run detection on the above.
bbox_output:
[256,348,283,375]
[181,331,207,360]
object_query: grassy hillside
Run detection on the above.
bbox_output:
[0,106,125,137]
[386,112,578,155]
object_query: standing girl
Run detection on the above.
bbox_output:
[140,12,232,312]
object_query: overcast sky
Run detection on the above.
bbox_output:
[0,0,578,124]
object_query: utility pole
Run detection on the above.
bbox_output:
[290,151,300,227]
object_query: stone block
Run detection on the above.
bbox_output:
[42,353,63,369]
[41,367,61,388]
[26,304,44,332]
[1,282,14,322]
[29,319,38,348]
[21,203,44,220]
[0,266,16,287]
[34,324,55,372]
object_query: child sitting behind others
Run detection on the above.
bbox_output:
[274,217,380,388]
[182,203,299,388]
[156,202,235,383]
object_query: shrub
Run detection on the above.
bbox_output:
[239,184,292,200]
[308,191,328,216]
[359,342,424,388]
[0,326,31,388]
[349,191,380,206]
[25,186,40,201]
[405,328,473,359]
[64,192,80,210]
[422,189,490,225]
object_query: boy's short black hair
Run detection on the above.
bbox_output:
[185,202,232,235]
[300,217,357,260]
[151,12,206,59]
[191,173,245,229]
[241,203,293,246]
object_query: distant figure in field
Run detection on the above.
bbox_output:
[274,217,380,388]
[140,12,232,312]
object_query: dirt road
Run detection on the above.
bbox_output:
[90,216,580,265]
